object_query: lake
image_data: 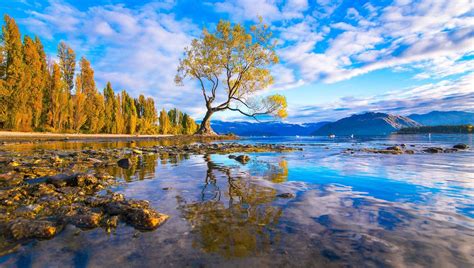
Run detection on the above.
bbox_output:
[1,134,473,267]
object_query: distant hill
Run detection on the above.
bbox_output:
[398,125,473,134]
[210,121,329,136]
[408,111,474,126]
[313,112,421,136]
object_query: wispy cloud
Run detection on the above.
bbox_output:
[289,72,474,122]
[21,0,203,113]
[14,0,474,121]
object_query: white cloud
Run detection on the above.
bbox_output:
[289,72,474,122]
[277,0,474,84]
[22,1,204,116]
[214,0,308,22]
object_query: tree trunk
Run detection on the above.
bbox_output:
[196,109,216,135]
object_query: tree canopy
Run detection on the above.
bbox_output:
[0,14,198,135]
[176,19,287,135]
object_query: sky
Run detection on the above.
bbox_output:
[1,0,473,122]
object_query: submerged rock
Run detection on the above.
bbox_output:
[235,155,250,164]
[277,193,295,198]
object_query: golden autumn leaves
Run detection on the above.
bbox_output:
[0,15,197,135]
[176,18,288,134]
[1,13,287,135]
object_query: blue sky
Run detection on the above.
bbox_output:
[2,0,473,122]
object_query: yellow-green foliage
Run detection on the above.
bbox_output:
[176,18,287,134]
[0,15,199,135]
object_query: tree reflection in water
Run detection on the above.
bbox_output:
[178,154,289,258]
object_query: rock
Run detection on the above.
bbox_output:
[75,174,99,187]
[234,155,250,164]
[14,204,43,218]
[405,150,415,154]
[68,212,102,229]
[277,193,295,198]
[424,147,443,153]
[123,207,169,230]
[443,148,458,153]
[117,158,131,169]
[386,146,402,151]
[8,219,57,240]
[453,143,469,150]
[228,155,237,159]
[44,174,71,187]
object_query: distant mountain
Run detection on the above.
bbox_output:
[211,121,329,136]
[408,111,474,126]
[312,112,421,136]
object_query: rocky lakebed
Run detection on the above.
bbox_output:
[0,136,471,262]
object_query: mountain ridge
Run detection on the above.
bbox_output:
[312,112,421,136]
[208,111,474,136]
[407,111,474,126]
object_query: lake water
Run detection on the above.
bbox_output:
[1,134,473,267]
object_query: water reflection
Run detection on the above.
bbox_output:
[94,152,190,182]
[178,155,283,258]
[1,135,473,266]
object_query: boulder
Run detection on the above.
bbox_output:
[123,207,169,230]
[8,219,57,240]
[68,212,102,229]
[453,143,469,150]
[423,147,443,153]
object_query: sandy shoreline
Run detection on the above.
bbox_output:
[0,131,174,142]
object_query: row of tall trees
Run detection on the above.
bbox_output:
[0,15,198,134]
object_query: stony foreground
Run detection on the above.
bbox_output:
[0,141,297,255]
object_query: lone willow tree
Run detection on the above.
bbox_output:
[175,19,287,135]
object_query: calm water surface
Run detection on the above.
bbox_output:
[1,134,473,267]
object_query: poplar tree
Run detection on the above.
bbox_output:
[159,108,170,134]
[73,59,89,132]
[57,42,75,92]
[182,113,198,134]
[0,14,200,134]
[114,94,124,134]
[2,15,27,129]
[76,57,98,132]
[34,36,50,129]
[121,91,137,134]
[90,92,105,133]
[50,63,65,130]
[23,36,47,129]
[103,82,116,133]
